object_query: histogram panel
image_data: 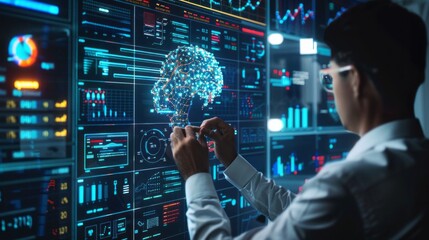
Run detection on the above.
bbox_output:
[79,83,134,123]
[270,135,317,177]
[77,172,133,220]
[270,42,314,131]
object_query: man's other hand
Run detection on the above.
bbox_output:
[170,126,209,181]
[200,117,237,167]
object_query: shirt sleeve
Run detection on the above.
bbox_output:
[185,172,232,240]
[224,154,296,220]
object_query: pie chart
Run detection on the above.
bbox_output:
[8,35,38,67]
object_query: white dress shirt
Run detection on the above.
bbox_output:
[185,119,429,239]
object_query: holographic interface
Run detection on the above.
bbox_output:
[151,45,223,127]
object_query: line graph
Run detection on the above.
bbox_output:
[275,2,314,25]
[179,0,266,26]
[272,0,315,37]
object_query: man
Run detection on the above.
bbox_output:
[170,1,429,239]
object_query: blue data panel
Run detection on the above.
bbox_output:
[316,133,359,163]
[79,0,133,44]
[135,124,174,170]
[239,63,266,91]
[0,166,72,239]
[134,166,184,208]
[0,15,71,163]
[218,187,240,217]
[271,135,317,178]
[270,38,314,132]
[176,0,266,26]
[77,172,133,220]
[0,0,270,238]
[134,199,187,239]
[270,133,359,193]
[77,125,133,177]
[77,211,133,240]
[239,91,266,120]
[270,0,315,37]
[0,0,69,19]
[239,121,266,154]
[234,211,266,234]
[84,132,129,171]
[79,81,134,124]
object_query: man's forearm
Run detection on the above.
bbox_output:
[224,155,296,220]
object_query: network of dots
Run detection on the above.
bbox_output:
[151,45,223,127]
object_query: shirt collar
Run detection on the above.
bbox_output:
[346,118,424,160]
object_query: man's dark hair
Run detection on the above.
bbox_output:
[324,0,427,111]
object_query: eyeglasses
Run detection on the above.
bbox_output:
[319,65,352,92]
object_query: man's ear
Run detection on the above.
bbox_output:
[350,66,366,99]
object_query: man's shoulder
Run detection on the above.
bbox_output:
[308,150,389,187]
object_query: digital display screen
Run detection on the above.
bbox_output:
[270,38,314,132]
[0,0,363,238]
[0,0,70,20]
[0,15,71,164]
[76,0,267,239]
[0,166,72,239]
[270,133,359,192]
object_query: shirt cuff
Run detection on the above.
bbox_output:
[223,154,258,190]
[185,172,218,205]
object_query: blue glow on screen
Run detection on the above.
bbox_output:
[0,0,59,15]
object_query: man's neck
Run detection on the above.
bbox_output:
[357,108,414,136]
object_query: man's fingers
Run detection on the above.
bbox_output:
[198,133,208,149]
[173,126,185,140]
[187,125,201,133]
[200,117,228,130]
[170,132,178,146]
[199,127,211,136]
[209,130,222,141]
[185,126,196,139]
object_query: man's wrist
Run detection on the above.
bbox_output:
[223,152,238,167]
[183,169,209,181]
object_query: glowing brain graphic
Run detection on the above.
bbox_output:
[151,46,223,127]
